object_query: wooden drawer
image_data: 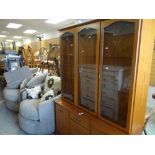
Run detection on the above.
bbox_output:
[91,118,126,135]
[102,89,118,99]
[91,126,108,135]
[100,106,113,119]
[70,112,90,130]
[70,120,90,135]
[101,96,114,108]
[102,80,116,90]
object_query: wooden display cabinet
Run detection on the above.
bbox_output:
[55,19,155,135]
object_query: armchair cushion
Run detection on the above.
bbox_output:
[20,78,31,89]
[26,85,42,99]
[41,89,54,102]
[26,73,48,88]
[20,99,40,121]
[44,75,61,95]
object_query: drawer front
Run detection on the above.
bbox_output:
[102,70,118,77]
[102,89,115,98]
[81,78,96,87]
[81,90,95,101]
[70,112,90,130]
[102,89,118,101]
[81,98,95,111]
[102,80,116,90]
[70,120,90,135]
[91,126,108,135]
[80,72,96,80]
[100,106,113,119]
[101,97,114,108]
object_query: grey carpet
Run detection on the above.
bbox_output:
[0,87,26,135]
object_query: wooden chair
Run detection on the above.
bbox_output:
[39,47,49,72]
[22,46,35,68]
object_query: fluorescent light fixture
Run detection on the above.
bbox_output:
[0,35,6,38]
[13,36,22,39]
[6,23,22,29]
[45,19,66,24]
[23,29,37,34]
[23,39,31,44]
[16,42,22,46]
[6,39,13,42]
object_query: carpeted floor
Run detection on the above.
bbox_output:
[0,87,26,135]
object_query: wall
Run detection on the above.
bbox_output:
[150,49,155,86]
[23,37,59,52]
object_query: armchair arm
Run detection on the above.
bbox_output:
[38,94,61,122]
[38,99,55,122]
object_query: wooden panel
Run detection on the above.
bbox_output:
[91,126,108,135]
[130,19,155,134]
[70,120,90,135]
[150,51,155,86]
[70,112,90,130]
[91,118,126,135]
[56,104,70,135]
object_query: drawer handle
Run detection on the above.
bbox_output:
[78,112,84,116]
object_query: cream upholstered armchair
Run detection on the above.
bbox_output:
[18,75,61,134]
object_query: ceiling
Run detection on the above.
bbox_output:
[0,19,90,44]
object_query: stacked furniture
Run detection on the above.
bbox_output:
[55,19,155,135]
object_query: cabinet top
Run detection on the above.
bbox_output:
[58,19,107,31]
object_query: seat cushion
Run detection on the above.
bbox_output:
[19,99,40,121]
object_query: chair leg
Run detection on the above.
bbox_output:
[144,129,147,135]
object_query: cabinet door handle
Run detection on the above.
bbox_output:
[78,112,84,116]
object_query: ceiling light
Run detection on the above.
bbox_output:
[13,36,22,39]
[45,19,66,24]
[23,29,37,34]
[23,39,31,44]
[1,31,9,34]
[0,35,6,38]
[16,42,22,46]
[6,23,22,29]
[6,40,13,42]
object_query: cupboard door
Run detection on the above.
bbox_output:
[56,104,70,135]
[99,20,136,127]
[60,32,75,102]
[77,23,100,114]
[70,120,90,135]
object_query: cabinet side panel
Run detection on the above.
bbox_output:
[131,19,155,134]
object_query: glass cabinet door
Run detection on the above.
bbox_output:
[60,32,74,102]
[100,21,135,127]
[78,27,99,112]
